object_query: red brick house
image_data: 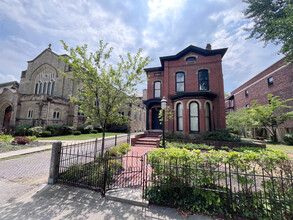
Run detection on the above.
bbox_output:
[225,57,293,139]
[144,44,228,133]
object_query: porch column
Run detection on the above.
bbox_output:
[146,105,149,130]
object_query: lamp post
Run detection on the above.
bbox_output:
[161,96,167,149]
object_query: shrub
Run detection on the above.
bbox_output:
[0,135,13,143]
[284,133,293,145]
[14,125,33,136]
[91,130,98,134]
[46,125,61,136]
[73,131,81,135]
[13,136,30,145]
[118,142,131,154]
[202,129,240,142]
[27,126,43,137]
[94,126,102,133]
[165,142,214,151]
[147,147,292,218]
[109,146,121,157]
[27,136,37,142]
[60,126,73,135]
[77,125,93,134]
[84,125,93,133]
[165,131,191,140]
[109,143,131,157]
[40,131,52,137]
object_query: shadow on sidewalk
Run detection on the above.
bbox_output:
[0,184,212,220]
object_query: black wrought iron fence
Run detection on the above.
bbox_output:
[144,157,293,219]
[56,134,144,193]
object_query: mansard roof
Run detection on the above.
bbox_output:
[144,45,228,72]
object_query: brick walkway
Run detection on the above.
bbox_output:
[110,145,156,189]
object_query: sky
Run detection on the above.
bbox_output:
[0,0,283,94]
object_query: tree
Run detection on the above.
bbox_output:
[249,94,293,142]
[243,0,293,63]
[159,106,174,125]
[60,40,152,157]
[226,107,253,137]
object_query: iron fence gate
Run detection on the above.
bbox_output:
[56,137,146,194]
[107,154,144,190]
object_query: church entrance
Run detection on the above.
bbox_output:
[151,107,162,130]
[2,106,12,128]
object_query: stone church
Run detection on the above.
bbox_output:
[0,45,146,132]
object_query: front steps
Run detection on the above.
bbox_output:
[131,131,162,147]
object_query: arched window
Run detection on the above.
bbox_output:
[39,83,42,94]
[176,72,185,92]
[154,81,161,98]
[51,81,55,96]
[205,102,211,131]
[47,82,51,95]
[177,103,183,131]
[190,102,199,132]
[34,68,56,96]
[186,57,196,62]
[35,83,39,94]
[43,82,47,94]
[198,69,209,91]
[53,110,60,119]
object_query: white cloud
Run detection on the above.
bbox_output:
[0,0,284,94]
[147,0,187,22]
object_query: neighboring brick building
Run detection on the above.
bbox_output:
[144,44,228,133]
[0,45,145,132]
[225,57,293,139]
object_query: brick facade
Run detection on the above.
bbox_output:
[225,57,293,139]
[144,44,228,133]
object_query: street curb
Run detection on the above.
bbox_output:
[0,146,52,160]
[105,188,149,208]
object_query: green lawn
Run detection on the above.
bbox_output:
[266,143,293,155]
[241,138,293,155]
[37,132,127,141]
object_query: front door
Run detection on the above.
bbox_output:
[152,107,162,130]
[3,106,12,128]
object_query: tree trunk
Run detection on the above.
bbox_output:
[272,127,278,143]
[101,127,106,158]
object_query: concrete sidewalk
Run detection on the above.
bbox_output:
[0,144,52,160]
[0,184,213,220]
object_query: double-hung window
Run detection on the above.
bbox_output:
[154,81,161,98]
[198,69,209,91]
[176,72,185,92]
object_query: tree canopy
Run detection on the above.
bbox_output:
[243,0,293,63]
[60,40,152,156]
[249,94,293,142]
[227,94,293,142]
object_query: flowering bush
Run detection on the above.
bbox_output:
[13,136,31,145]
[28,126,43,137]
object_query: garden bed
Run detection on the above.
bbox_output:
[0,141,52,153]
[145,146,293,219]
[166,138,266,149]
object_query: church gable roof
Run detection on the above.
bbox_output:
[27,45,67,63]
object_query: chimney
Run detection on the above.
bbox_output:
[206,43,212,50]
